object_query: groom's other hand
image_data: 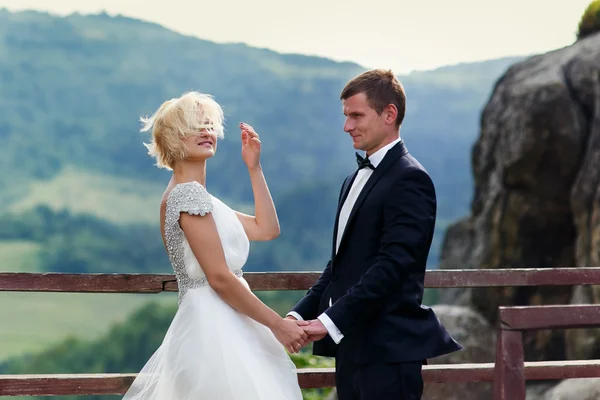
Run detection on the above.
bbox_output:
[303,319,327,342]
[284,316,318,348]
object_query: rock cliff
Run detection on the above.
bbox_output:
[439,32,600,361]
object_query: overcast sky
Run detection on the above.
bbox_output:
[0,0,592,73]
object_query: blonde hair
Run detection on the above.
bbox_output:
[140,91,225,170]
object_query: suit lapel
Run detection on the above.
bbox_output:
[336,140,408,256]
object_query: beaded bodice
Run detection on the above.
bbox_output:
[164,181,249,304]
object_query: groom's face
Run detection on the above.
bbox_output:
[342,93,388,155]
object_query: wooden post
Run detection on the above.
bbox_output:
[494,328,525,400]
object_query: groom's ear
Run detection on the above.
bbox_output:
[384,104,398,125]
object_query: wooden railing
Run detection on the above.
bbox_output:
[1,268,600,397]
[494,304,600,400]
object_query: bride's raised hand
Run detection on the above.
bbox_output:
[240,122,261,170]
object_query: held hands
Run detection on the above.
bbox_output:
[240,122,261,170]
[271,317,309,354]
[283,316,328,352]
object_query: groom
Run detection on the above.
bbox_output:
[287,69,462,399]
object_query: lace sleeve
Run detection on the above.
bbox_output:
[166,181,213,225]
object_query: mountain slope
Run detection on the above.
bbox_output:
[0,8,526,362]
[0,9,527,274]
[0,9,362,201]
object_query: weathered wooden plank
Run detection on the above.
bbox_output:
[0,272,173,293]
[0,370,335,395]
[2,268,600,293]
[424,360,600,382]
[500,304,600,331]
[0,272,322,293]
[524,359,600,380]
[199,272,321,292]
[423,363,495,382]
[425,360,600,382]
[0,373,136,396]
[424,267,600,288]
[1,361,599,395]
[494,329,525,400]
[297,367,336,388]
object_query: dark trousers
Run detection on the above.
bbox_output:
[335,351,425,400]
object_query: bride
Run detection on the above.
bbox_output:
[122,91,307,399]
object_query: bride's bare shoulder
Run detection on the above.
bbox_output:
[161,188,172,207]
[159,183,176,220]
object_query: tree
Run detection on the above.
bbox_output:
[577,0,600,40]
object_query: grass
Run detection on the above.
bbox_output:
[7,165,165,225]
[0,240,42,272]
[0,243,176,362]
[0,292,176,361]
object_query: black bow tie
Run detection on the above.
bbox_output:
[356,153,375,170]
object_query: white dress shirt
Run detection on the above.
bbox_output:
[288,137,402,344]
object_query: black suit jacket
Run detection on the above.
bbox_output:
[292,140,461,364]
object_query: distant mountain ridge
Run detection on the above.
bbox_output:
[0,8,529,364]
[0,9,525,273]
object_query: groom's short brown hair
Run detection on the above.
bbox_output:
[340,69,406,128]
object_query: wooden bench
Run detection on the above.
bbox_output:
[1,268,600,396]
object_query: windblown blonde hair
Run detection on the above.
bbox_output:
[140,91,225,170]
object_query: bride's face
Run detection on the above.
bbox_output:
[182,129,218,161]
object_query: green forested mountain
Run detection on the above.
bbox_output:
[0,9,522,272]
[0,8,523,372]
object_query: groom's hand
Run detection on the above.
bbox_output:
[303,319,327,342]
[285,316,320,347]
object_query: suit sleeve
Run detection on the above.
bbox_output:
[324,168,436,336]
[289,260,332,320]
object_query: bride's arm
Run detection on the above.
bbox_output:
[235,122,280,241]
[235,165,280,241]
[180,212,306,353]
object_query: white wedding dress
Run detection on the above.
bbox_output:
[122,181,303,400]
